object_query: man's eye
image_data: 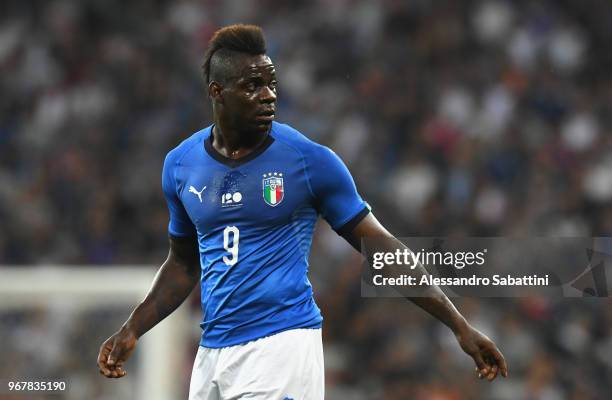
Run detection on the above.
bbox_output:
[269,81,278,89]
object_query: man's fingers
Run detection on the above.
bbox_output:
[112,368,127,379]
[487,364,498,381]
[473,352,489,376]
[99,366,126,379]
[492,347,508,377]
[97,361,111,376]
[98,340,123,377]
[463,329,508,382]
[108,341,124,366]
[97,341,110,363]
[97,332,137,379]
[114,361,127,377]
[97,341,113,375]
[98,359,115,378]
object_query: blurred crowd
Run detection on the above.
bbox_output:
[1,0,612,399]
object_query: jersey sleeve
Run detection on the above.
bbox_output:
[308,146,370,234]
[162,152,196,237]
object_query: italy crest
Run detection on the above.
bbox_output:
[262,172,284,207]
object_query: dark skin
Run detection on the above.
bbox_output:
[97,235,199,378]
[209,54,277,159]
[345,213,508,381]
[98,54,507,381]
[98,54,278,378]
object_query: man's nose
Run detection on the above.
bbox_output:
[260,86,276,103]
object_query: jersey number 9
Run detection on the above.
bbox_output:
[223,226,240,266]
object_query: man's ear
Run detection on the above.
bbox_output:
[208,81,223,103]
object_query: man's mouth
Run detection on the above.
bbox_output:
[256,110,275,122]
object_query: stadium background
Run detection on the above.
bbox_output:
[2,0,612,399]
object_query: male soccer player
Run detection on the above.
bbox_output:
[97,24,507,399]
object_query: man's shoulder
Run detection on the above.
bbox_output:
[271,121,330,157]
[164,126,211,166]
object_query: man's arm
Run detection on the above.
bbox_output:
[97,235,200,378]
[343,213,508,381]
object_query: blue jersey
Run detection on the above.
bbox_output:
[162,121,369,348]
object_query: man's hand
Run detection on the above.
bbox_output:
[95,236,199,380]
[97,328,138,378]
[455,325,508,381]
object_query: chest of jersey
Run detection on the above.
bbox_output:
[177,145,313,235]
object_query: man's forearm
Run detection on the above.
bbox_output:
[408,284,469,334]
[122,257,199,338]
[393,259,469,334]
[349,215,507,379]
[367,236,470,334]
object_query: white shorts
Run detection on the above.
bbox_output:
[188,328,324,400]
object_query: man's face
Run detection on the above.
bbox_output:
[221,54,277,134]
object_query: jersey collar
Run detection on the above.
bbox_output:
[204,126,275,168]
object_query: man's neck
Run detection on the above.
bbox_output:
[211,124,269,160]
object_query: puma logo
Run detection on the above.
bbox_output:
[188,185,207,203]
